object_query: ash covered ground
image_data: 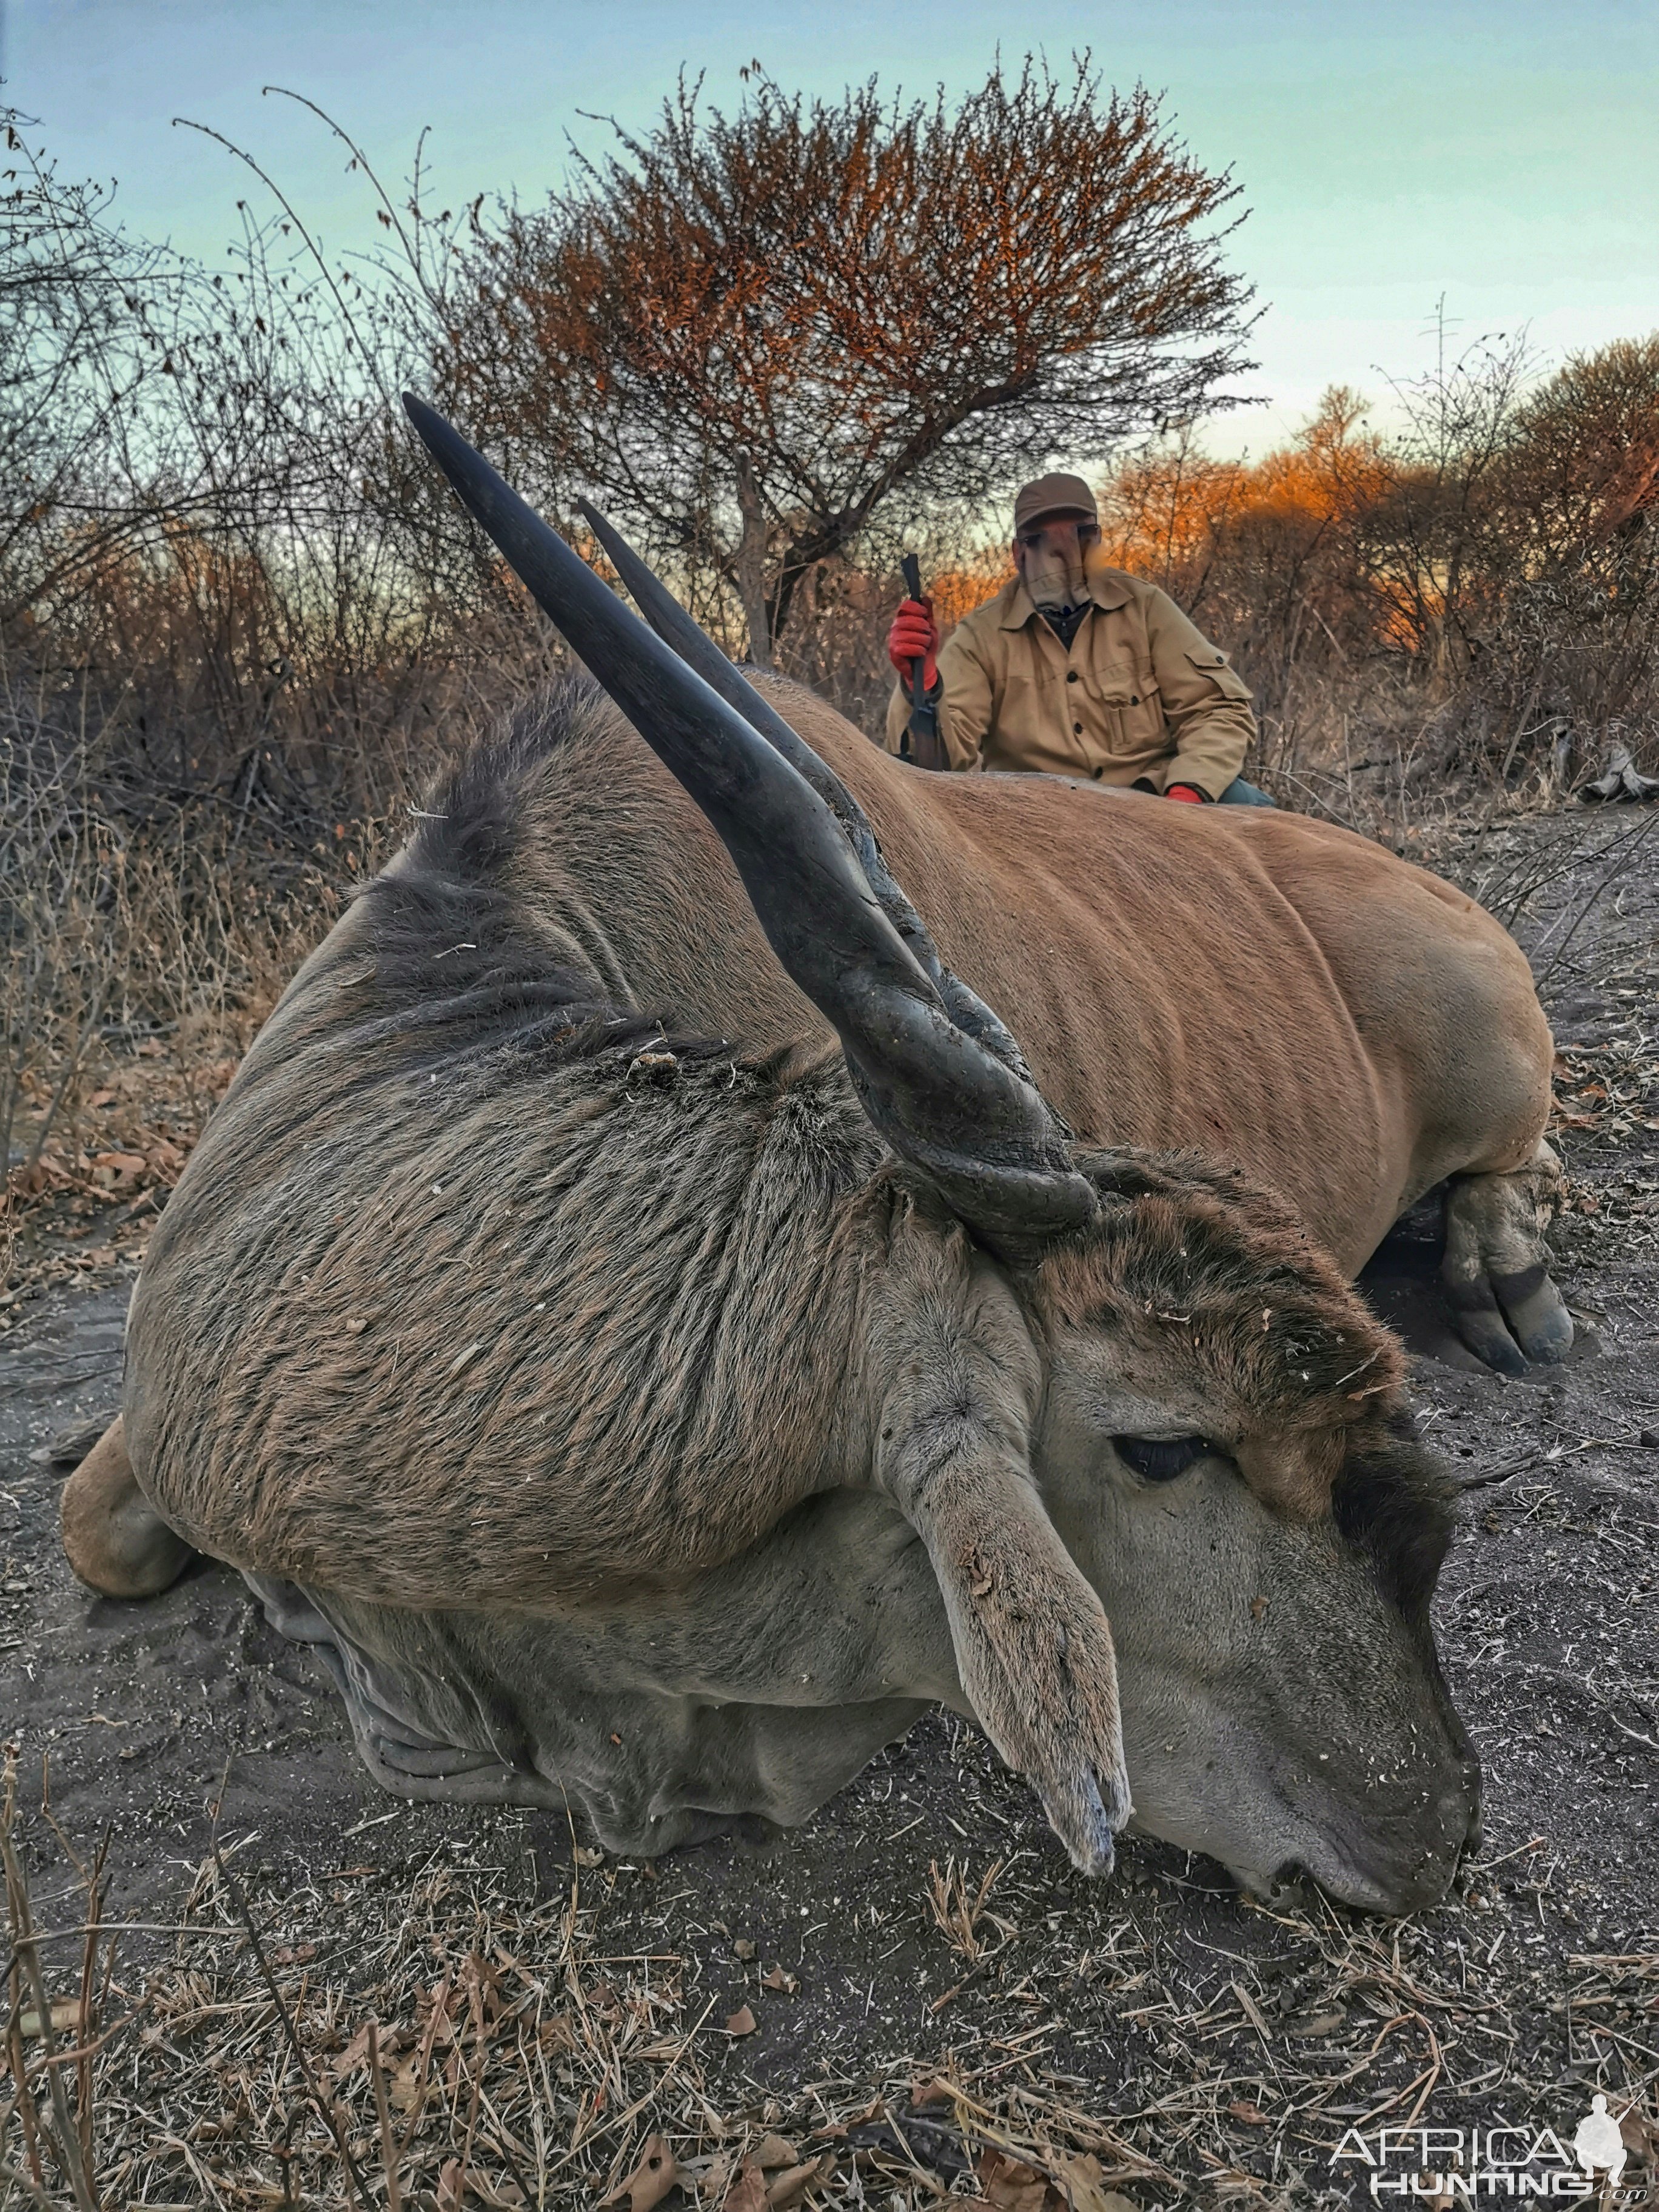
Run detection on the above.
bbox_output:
[1,804,1654,2208]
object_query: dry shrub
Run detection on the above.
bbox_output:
[1098,331,1659,806]
[0,665,447,1291]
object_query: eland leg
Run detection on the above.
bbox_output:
[60,1416,196,1598]
[1442,1144,1574,1375]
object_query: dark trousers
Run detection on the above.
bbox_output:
[1218,777,1275,807]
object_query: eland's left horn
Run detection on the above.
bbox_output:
[403,395,1094,1245]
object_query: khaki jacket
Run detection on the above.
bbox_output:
[885,568,1256,798]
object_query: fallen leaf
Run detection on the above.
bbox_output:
[1285,2006,1347,2038]
[720,2163,768,2212]
[1054,2151,1140,2212]
[330,2022,372,2081]
[910,2079,954,2109]
[18,1996,81,2039]
[92,1150,146,1179]
[766,2156,833,2209]
[760,1965,799,1994]
[602,2133,683,2212]
[1228,2100,1270,2126]
[977,2148,1050,2212]
[733,1937,756,1960]
[724,2003,757,2036]
[752,2136,799,2171]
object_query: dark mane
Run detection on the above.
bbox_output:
[335,678,730,1090]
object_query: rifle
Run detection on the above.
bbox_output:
[899,552,947,771]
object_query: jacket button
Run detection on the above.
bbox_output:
[1073,722,1084,735]
[1130,695,1139,705]
[1067,669,1079,683]
[1091,766,1104,779]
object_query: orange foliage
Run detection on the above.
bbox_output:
[1099,389,1389,598]
[1090,389,1431,694]
[926,550,1011,629]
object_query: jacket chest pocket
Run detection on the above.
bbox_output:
[1082,657,1163,754]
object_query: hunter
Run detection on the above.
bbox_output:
[885,472,1272,805]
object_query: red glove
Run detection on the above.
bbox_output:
[887,597,939,692]
[1166,783,1207,803]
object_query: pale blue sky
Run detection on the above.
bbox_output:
[6,0,1658,457]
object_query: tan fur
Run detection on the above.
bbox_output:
[510,683,1553,1275]
[60,1416,192,1600]
[74,678,1523,1889]
[1033,1158,1407,1518]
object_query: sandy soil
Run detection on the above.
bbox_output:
[1,802,1655,2208]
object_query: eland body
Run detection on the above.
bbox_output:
[63,405,1570,1912]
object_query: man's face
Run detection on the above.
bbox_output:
[1013,515,1102,613]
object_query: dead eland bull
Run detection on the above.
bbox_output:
[62,400,1572,1914]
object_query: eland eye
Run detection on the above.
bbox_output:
[1113,1435,1210,1483]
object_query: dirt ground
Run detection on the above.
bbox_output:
[1,799,1656,2210]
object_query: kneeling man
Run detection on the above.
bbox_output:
[886,472,1272,805]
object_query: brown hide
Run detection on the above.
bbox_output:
[112,677,1499,1895]
[506,680,1550,1273]
[126,681,1551,1610]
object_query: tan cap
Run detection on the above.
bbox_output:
[1013,472,1098,534]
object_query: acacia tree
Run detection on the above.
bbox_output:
[435,59,1255,662]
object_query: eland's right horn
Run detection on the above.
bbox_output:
[575,497,1044,1096]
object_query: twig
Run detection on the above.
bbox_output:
[210,1846,375,2212]
[1535,808,1659,991]
[0,2153,65,2212]
[23,979,106,1179]
[1,1771,98,2212]
[367,2019,403,2212]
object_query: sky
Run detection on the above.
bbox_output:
[5,0,1658,460]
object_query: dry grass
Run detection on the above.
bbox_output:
[0,671,423,1302]
[925,1861,1016,1969]
[4,1747,1655,2211]
[0,1759,1188,2211]
[1,832,350,1302]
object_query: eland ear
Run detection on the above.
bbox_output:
[871,1193,1130,1873]
[404,397,1094,1252]
[899,1442,1131,1874]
